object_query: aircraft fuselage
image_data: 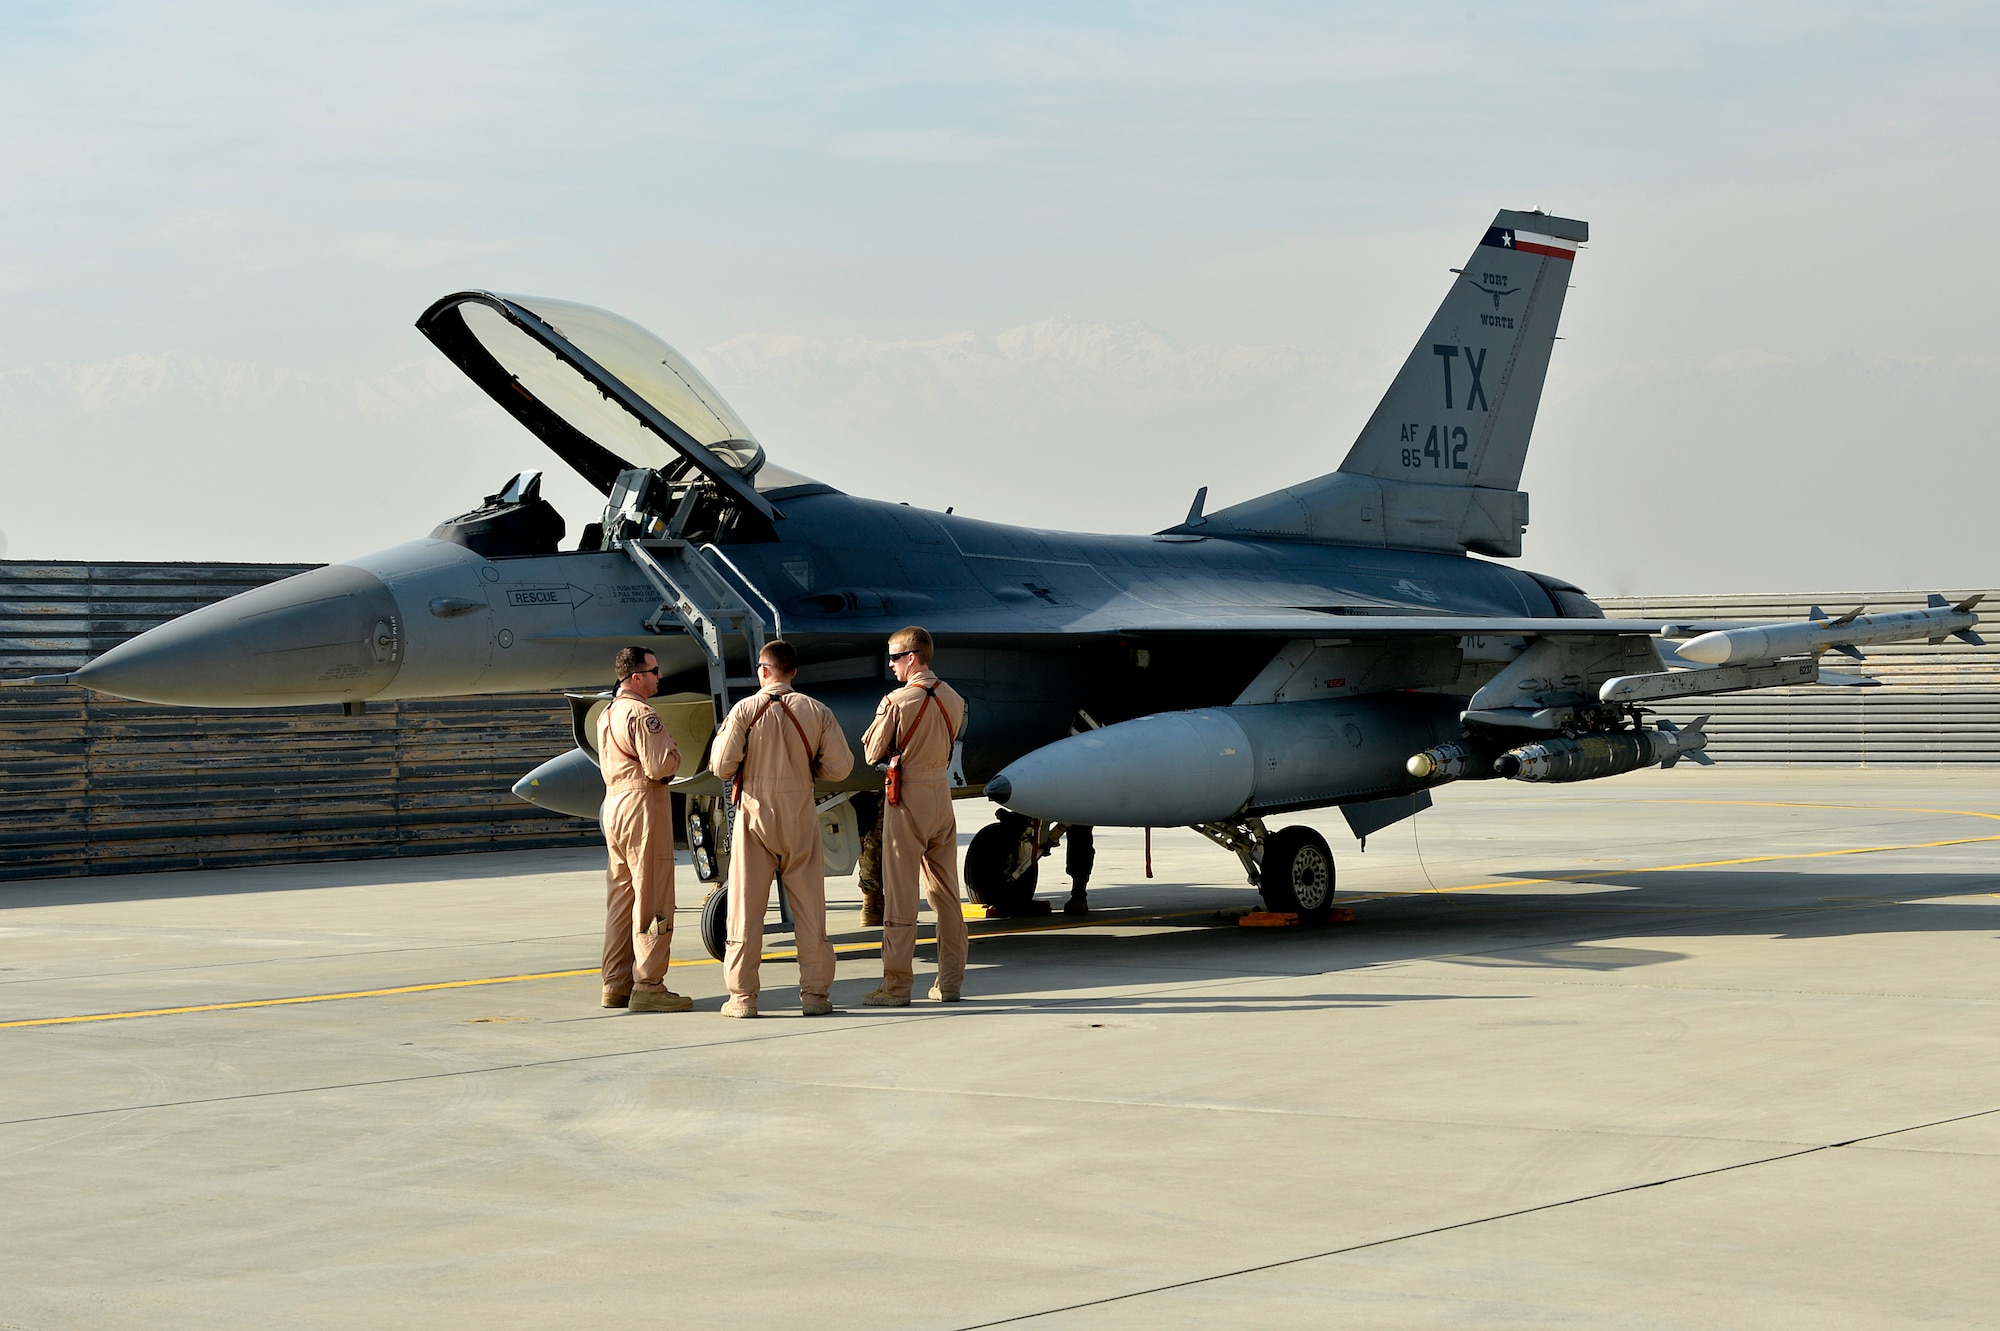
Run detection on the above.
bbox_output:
[72,481,1566,789]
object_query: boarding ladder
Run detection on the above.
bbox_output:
[620,539,783,723]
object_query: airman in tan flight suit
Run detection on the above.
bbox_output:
[599,646,692,1013]
[862,626,969,1005]
[711,639,855,1018]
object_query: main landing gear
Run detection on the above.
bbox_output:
[1192,817,1338,922]
[970,813,1338,923]
[1260,825,1337,921]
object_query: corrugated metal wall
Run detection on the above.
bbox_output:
[0,561,600,881]
[1600,590,2000,764]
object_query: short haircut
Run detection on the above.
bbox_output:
[760,638,799,676]
[613,645,655,681]
[889,626,933,664]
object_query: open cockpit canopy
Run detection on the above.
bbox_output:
[418,292,811,520]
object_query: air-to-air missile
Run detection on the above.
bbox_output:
[983,694,1461,827]
[1676,595,1984,666]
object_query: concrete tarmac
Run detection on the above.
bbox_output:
[4,768,2000,1328]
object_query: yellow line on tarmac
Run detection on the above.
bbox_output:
[1643,799,2000,825]
[0,910,1211,1032]
[0,968,606,1030]
[1387,799,2000,896]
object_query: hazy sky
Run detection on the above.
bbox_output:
[2,3,1996,595]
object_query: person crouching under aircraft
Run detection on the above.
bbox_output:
[861,626,970,1005]
[599,646,693,1013]
[711,639,854,1018]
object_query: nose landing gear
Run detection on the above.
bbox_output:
[963,811,1043,916]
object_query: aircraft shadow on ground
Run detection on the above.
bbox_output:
[829,988,1528,1016]
[802,866,2000,1000]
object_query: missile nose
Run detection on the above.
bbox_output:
[1676,632,1733,665]
[984,775,1013,804]
[72,564,404,706]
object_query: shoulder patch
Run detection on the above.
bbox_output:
[644,714,663,733]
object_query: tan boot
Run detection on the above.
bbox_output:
[862,987,910,1007]
[801,996,834,1017]
[927,984,960,1003]
[720,996,759,1019]
[601,987,631,1009]
[630,989,693,1013]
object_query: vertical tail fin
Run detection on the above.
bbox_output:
[1184,209,1587,557]
[1340,210,1586,492]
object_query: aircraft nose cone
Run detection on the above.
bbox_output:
[983,775,1013,804]
[73,564,404,706]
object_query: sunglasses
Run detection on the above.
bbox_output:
[888,650,915,663]
[626,667,661,678]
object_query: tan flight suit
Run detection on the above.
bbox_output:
[862,669,969,998]
[712,683,855,1005]
[599,690,682,997]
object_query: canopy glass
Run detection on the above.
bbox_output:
[418,291,813,509]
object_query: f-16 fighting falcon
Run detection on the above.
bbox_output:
[44,208,1985,942]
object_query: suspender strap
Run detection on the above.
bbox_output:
[892,685,956,757]
[774,696,817,769]
[733,692,819,803]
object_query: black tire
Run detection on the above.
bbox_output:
[699,886,729,961]
[688,797,731,884]
[964,818,1039,914]
[1261,826,1336,921]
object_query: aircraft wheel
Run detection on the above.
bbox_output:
[689,796,731,884]
[699,885,729,961]
[964,817,1039,913]
[1261,826,1335,921]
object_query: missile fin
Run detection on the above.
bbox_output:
[1953,593,1985,614]
[1833,643,1866,662]
[1955,628,1986,646]
[1928,593,1950,609]
[1828,606,1865,628]
[1673,715,1713,767]
[1809,605,1827,621]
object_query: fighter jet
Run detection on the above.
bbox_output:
[46,208,1984,932]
